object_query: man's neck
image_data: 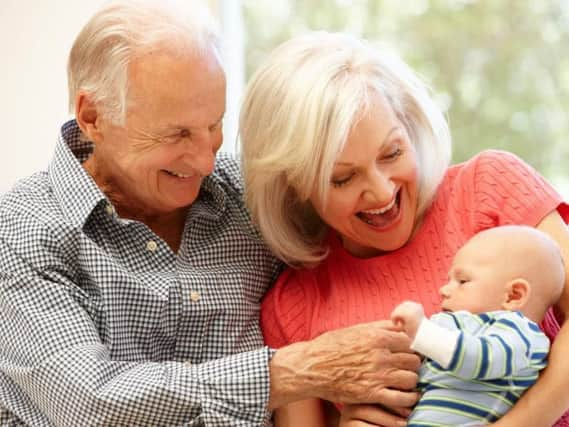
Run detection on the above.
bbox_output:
[83,156,188,252]
[122,207,187,253]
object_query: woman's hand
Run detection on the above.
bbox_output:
[339,403,410,427]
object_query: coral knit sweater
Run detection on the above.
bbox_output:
[261,150,569,424]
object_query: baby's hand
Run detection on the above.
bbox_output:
[390,301,425,341]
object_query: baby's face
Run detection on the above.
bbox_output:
[440,235,510,313]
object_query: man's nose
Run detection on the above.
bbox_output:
[182,130,220,177]
[193,146,216,177]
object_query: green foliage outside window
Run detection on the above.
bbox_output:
[243,0,569,193]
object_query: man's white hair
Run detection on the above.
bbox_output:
[67,0,221,125]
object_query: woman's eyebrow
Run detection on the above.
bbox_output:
[335,126,400,166]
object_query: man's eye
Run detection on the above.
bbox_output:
[180,129,191,138]
[209,120,222,132]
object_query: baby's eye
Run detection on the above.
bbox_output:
[458,279,469,285]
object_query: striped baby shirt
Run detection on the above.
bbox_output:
[409,310,549,426]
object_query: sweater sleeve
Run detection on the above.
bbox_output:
[468,150,569,231]
[260,269,311,349]
[424,311,549,387]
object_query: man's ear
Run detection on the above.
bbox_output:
[75,92,104,144]
[502,279,531,311]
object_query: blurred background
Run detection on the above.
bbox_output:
[1,0,568,196]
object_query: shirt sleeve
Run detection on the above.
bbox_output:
[469,150,569,231]
[261,269,311,349]
[410,316,461,368]
[0,235,272,427]
[421,312,549,388]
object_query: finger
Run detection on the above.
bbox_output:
[389,352,422,372]
[374,387,420,408]
[379,329,415,353]
[390,321,404,333]
[383,368,419,391]
[391,316,404,330]
[357,322,415,353]
[381,405,412,417]
[347,403,407,427]
[343,422,377,427]
[372,320,404,333]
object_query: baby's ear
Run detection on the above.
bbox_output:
[503,279,531,311]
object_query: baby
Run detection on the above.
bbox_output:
[391,225,565,426]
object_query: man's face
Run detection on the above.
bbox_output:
[93,48,226,216]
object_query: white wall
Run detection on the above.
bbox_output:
[0,0,109,194]
[0,0,243,194]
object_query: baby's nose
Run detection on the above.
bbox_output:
[439,283,451,297]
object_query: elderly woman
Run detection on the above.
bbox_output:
[240,32,569,427]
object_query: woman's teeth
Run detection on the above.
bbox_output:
[361,196,397,215]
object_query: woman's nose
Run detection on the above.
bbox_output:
[362,170,394,204]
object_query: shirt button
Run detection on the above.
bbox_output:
[190,291,200,302]
[146,240,158,252]
[105,204,114,215]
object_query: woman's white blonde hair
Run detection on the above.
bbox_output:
[240,31,452,267]
[67,0,221,125]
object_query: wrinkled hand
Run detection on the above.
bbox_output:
[390,301,425,341]
[274,320,421,409]
[339,403,410,427]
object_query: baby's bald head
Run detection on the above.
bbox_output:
[469,225,565,322]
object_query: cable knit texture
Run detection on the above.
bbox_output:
[261,150,569,426]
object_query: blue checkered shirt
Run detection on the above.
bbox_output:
[0,120,282,426]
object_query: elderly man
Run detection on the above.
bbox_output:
[0,1,419,425]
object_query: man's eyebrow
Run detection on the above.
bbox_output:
[165,112,226,131]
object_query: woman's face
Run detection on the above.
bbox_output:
[310,93,420,258]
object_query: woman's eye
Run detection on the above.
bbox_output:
[383,147,402,160]
[458,279,469,285]
[331,174,354,188]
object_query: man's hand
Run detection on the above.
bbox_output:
[390,301,425,341]
[268,320,420,410]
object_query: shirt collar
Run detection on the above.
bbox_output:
[197,173,228,221]
[48,119,107,228]
[48,119,229,227]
